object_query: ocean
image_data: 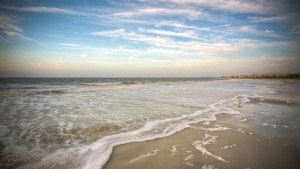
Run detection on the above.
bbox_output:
[0,78,299,169]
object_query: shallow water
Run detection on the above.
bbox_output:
[0,78,299,168]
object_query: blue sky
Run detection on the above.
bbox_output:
[0,0,299,77]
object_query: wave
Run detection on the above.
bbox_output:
[80,82,121,86]
[0,89,67,97]
[0,78,220,97]
[121,81,138,85]
[0,83,158,97]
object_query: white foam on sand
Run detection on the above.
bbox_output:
[184,155,194,166]
[203,121,210,125]
[193,134,228,162]
[190,126,230,132]
[184,154,193,161]
[202,164,218,169]
[171,145,178,156]
[128,149,159,163]
[262,122,277,128]
[221,144,236,150]
[236,128,246,134]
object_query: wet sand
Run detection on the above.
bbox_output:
[104,93,300,169]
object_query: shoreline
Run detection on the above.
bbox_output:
[104,90,300,169]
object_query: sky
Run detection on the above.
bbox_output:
[0,0,300,77]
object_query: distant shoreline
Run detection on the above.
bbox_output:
[221,73,300,79]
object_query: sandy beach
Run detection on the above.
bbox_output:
[104,89,300,169]
[1,78,299,169]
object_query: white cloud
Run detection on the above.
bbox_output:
[174,56,300,74]
[91,28,296,58]
[61,43,80,47]
[138,28,198,39]
[155,20,196,29]
[138,7,202,17]
[230,39,295,48]
[161,0,276,14]
[237,26,280,37]
[154,20,216,32]
[91,29,239,56]
[0,35,8,42]
[112,7,206,19]
[4,30,31,40]
[248,16,288,23]
[0,13,38,43]
[117,18,281,39]
[289,25,300,35]
[0,6,98,17]
[117,19,150,25]
[119,19,210,31]
[4,31,45,46]
[91,29,126,37]
[0,14,22,33]
[92,29,172,48]
[0,14,25,40]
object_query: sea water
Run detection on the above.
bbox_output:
[0,78,298,169]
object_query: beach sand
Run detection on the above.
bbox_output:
[104,93,300,169]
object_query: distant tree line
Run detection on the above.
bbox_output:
[221,73,300,79]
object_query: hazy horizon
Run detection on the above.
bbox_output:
[1,0,300,77]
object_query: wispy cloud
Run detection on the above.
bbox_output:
[4,31,31,40]
[289,25,300,35]
[0,14,22,32]
[0,6,99,17]
[0,13,32,41]
[112,7,206,19]
[92,27,297,59]
[230,39,298,50]
[91,29,126,37]
[154,20,198,29]
[61,43,80,47]
[91,29,238,56]
[160,0,277,14]
[138,28,198,39]
[237,26,280,37]
[118,19,204,31]
[0,35,8,42]
[174,56,300,74]
[117,18,280,39]
[0,14,46,46]
[248,16,288,23]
